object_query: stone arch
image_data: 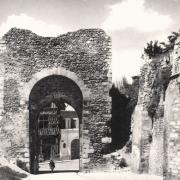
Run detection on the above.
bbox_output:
[29,74,83,121]
[25,67,90,173]
[0,28,112,174]
[27,69,87,174]
[22,67,90,103]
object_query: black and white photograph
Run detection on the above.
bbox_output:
[0,0,179,179]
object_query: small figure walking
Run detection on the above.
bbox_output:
[49,159,55,173]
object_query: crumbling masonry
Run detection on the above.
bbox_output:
[131,36,180,180]
[0,28,112,173]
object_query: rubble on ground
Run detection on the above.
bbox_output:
[103,144,131,171]
[0,149,29,176]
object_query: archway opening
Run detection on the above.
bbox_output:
[29,75,82,174]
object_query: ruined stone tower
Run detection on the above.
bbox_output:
[0,28,112,174]
[131,35,180,180]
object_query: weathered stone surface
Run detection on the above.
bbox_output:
[132,35,180,179]
[0,28,112,173]
[131,52,172,175]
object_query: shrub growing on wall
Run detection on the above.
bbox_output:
[146,60,172,119]
[144,41,163,58]
[144,31,180,58]
[143,32,176,119]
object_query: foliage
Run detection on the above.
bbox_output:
[160,31,180,52]
[167,31,179,43]
[109,77,139,150]
[143,32,174,118]
[120,77,132,96]
[144,41,163,58]
[147,66,172,119]
[118,77,139,114]
[144,31,180,58]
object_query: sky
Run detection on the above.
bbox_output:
[0,0,180,83]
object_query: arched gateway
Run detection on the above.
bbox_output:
[0,28,111,174]
[28,72,84,173]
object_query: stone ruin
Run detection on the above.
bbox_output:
[131,35,180,180]
[0,28,112,174]
[3,26,180,179]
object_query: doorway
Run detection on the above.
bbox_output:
[71,139,80,160]
[29,75,82,174]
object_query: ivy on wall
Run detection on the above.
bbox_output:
[146,63,172,119]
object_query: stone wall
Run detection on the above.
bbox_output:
[0,28,112,173]
[0,39,6,155]
[131,52,172,175]
[164,36,180,180]
[131,34,180,179]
